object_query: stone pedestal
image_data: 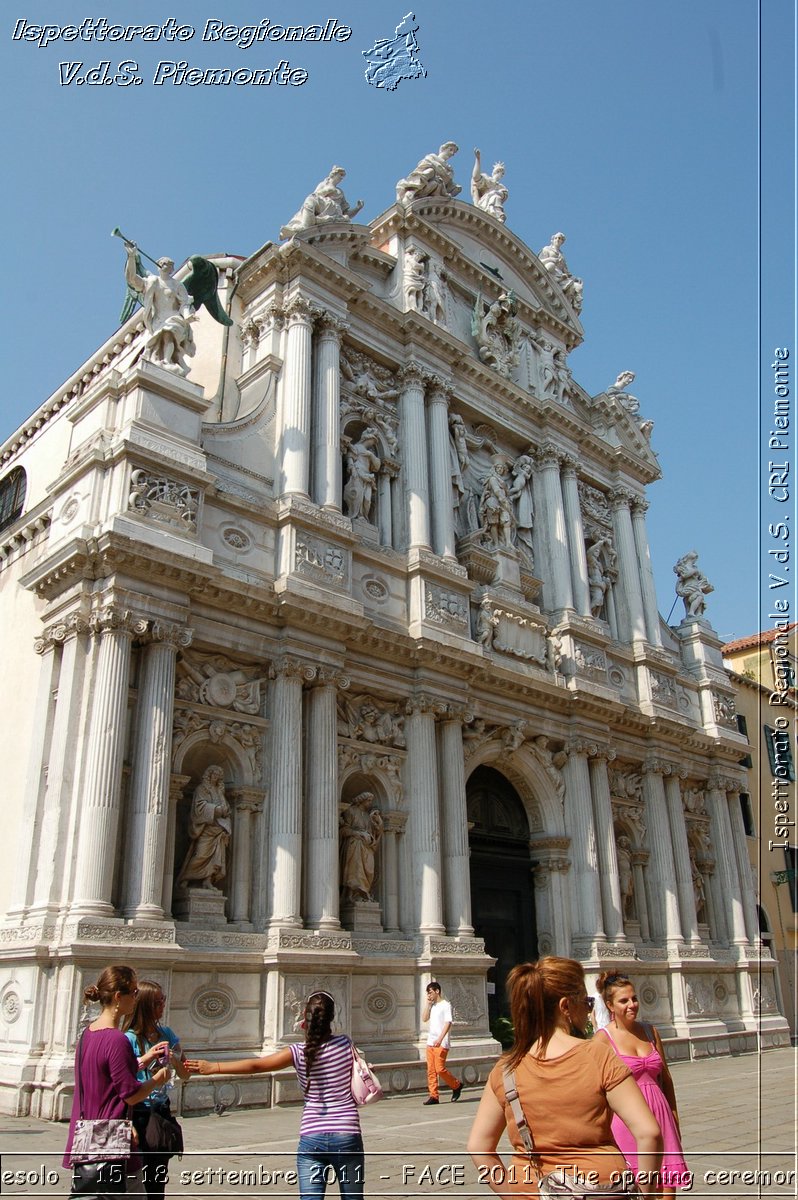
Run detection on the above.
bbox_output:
[340,900,382,932]
[174,887,228,928]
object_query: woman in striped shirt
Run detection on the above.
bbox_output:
[186,991,363,1200]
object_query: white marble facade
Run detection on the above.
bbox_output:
[0,162,787,1118]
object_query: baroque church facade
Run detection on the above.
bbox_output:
[0,149,787,1117]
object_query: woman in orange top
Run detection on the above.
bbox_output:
[467,958,663,1198]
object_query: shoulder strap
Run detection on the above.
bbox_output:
[598,1024,619,1050]
[501,1068,542,1181]
[76,1030,87,1120]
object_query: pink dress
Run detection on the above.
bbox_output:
[600,1025,690,1189]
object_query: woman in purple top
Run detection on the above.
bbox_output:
[64,966,172,1196]
[187,991,363,1200]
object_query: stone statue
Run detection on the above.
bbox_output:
[396,142,460,204]
[691,860,706,922]
[607,371,640,416]
[479,459,516,549]
[343,426,381,521]
[339,792,383,902]
[586,537,611,617]
[473,291,522,377]
[546,631,563,674]
[539,232,583,313]
[123,244,196,375]
[616,835,635,920]
[476,598,499,648]
[471,149,508,223]
[424,259,449,325]
[448,413,469,506]
[340,351,400,403]
[177,766,231,890]
[509,454,535,568]
[403,245,427,311]
[280,165,363,239]
[674,551,713,618]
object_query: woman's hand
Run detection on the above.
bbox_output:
[149,1066,172,1087]
[184,1058,216,1075]
[140,1040,170,1068]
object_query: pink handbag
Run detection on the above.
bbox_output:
[350,1044,384,1105]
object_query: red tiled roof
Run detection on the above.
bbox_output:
[722,623,798,654]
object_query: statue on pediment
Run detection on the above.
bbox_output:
[280,165,363,239]
[539,232,583,313]
[674,551,713,618]
[396,142,460,204]
[471,148,508,223]
[607,371,640,415]
[123,245,196,374]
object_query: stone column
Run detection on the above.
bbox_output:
[727,787,760,944]
[588,750,626,942]
[664,773,700,944]
[381,811,406,933]
[437,710,474,935]
[312,314,345,510]
[399,365,431,550]
[641,761,684,946]
[162,774,191,916]
[562,742,604,945]
[536,443,574,613]
[278,297,314,498]
[706,774,747,945]
[631,851,651,941]
[305,670,347,930]
[561,456,591,618]
[122,622,191,920]
[404,696,445,933]
[426,379,457,561]
[267,658,310,927]
[71,609,141,915]
[530,842,572,957]
[610,489,647,642]
[631,499,663,646]
[228,787,264,925]
[27,615,91,917]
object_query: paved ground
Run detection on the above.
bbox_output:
[0,1048,794,1197]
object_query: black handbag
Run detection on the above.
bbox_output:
[144,1107,184,1156]
[70,1158,127,1196]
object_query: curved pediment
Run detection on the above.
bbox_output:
[370,200,584,348]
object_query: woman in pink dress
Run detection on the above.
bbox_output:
[596,972,691,1196]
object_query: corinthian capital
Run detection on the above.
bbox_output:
[149,622,194,650]
[315,312,348,340]
[89,607,146,638]
[609,486,636,511]
[535,441,563,469]
[284,295,316,325]
[398,361,428,391]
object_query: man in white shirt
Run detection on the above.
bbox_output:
[421,981,462,1105]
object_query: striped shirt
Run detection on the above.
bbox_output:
[290,1034,361,1136]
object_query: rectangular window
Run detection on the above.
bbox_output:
[786,847,798,913]
[736,714,749,737]
[739,793,755,836]
[764,725,796,781]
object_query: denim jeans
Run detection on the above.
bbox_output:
[297,1132,365,1200]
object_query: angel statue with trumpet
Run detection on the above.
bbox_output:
[113,227,232,376]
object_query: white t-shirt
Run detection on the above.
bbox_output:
[426,998,453,1049]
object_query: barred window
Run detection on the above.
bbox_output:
[764,725,796,782]
[0,467,26,533]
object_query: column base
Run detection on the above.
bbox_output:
[69,901,116,919]
[126,904,166,922]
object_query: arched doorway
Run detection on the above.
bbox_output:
[467,765,538,1026]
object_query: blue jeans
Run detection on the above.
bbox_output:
[297,1132,364,1200]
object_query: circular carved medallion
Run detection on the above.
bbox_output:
[191,986,235,1027]
[362,987,396,1022]
[201,674,238,708]
[1,988,21,1023]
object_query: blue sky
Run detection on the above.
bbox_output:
[1,0,794,643]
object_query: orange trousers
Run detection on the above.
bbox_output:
[426,1046,460,1098]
